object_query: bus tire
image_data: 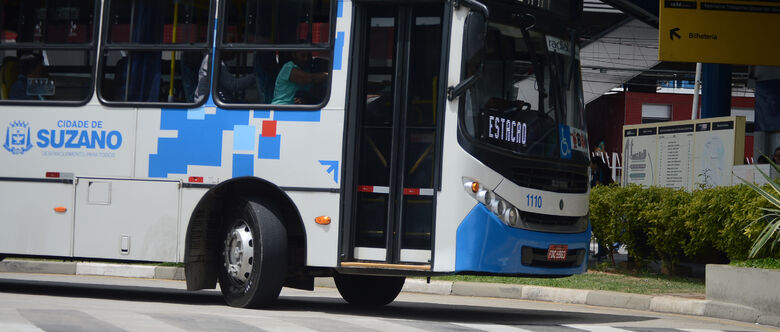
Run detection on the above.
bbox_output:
[218,198,287,308]
[334,273,405,306]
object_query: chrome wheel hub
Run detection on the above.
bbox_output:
[224,220,254,284]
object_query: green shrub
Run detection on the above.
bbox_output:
[646,187,691,267]
[589,184,778,267]
[716,185,771,260]
[618,185,659,263]
[736,166,780,258]
[589,185,618,253]
[730,258,780,270]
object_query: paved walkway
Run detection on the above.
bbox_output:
[0,259,777,329]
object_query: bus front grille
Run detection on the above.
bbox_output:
[516,211,588,233]
[509,167,588,194]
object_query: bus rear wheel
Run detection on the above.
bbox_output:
[218,199,287,308]
[334,273,405,306]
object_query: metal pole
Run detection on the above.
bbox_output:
[168,0,180,102]
[691,62,702,120]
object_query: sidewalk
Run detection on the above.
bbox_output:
[0,259,777,328]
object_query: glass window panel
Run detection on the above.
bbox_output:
[355,193,388,248]
[358,128,392,187]
[406,9,441,127]
[216,50,330,105]
[106,0,210,44]
[403,130,435,188]
[400,196,432,250]
[99,49,207,103]
[463,19,587,161]
[363,13,395,125]
[2,50,92,101]
[1,0,96,44]
[222,0,331,45]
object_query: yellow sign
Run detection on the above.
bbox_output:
[659,0,780,66]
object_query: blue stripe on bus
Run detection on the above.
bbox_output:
[455,204,590,275]
[334,31,345,71]
[258,134,281,159]
[232,154,254,177]
[338,0,343,18]
[149,108,249,178]
[253,110,271,118]
[273,110,321,122]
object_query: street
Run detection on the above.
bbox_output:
[0,272,774,332]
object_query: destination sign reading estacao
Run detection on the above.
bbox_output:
[659,0,780,66]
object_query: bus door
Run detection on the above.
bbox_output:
[342,2,445,267]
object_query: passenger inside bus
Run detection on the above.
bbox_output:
[193,53,257,103]
[1,1,94,103]
[271,50,329,105]
[9,53,49,100]
[101,0,210,103]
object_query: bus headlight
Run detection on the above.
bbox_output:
[503,208,520,226]
[462,177,523,227]
[489,198,506,216]
[476,188,493,205]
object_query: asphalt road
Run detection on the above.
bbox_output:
[0,272,774,332]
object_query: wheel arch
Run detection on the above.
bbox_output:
[184,176,306,291]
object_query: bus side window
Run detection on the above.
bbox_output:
[0,56,19,99]
[97,0,213,107]
[216,0,333,108]
[0,0,97,104]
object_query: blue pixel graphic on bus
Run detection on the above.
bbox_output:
[149,104,323,179]
[149,107,249,178]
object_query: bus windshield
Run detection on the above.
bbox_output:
[462,17,587,162]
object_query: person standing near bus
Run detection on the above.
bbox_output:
[271,51,328,105]
[773,147,780,164]
[590,159,613,187]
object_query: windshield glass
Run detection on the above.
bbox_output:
[462,19,588,162]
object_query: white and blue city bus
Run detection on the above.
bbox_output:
[0,0,590,308]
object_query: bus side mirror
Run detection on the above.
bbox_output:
[448,2,488,101]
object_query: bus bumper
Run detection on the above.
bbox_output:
[454,204,590,276]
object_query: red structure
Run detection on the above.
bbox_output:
[586,91,755,160]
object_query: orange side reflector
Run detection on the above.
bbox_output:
[471,181,480,193]
[54,207,67,213]
[315,216,331,225]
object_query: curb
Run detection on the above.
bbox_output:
[1,260,777,328]
[0,260,77,275]
[0,260,185,281]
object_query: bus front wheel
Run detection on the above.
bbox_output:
[334,273,405,306]
[218,198,288,308]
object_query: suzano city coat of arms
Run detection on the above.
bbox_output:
[3,121,34,155]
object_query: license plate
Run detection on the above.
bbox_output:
[547,245,568,261]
